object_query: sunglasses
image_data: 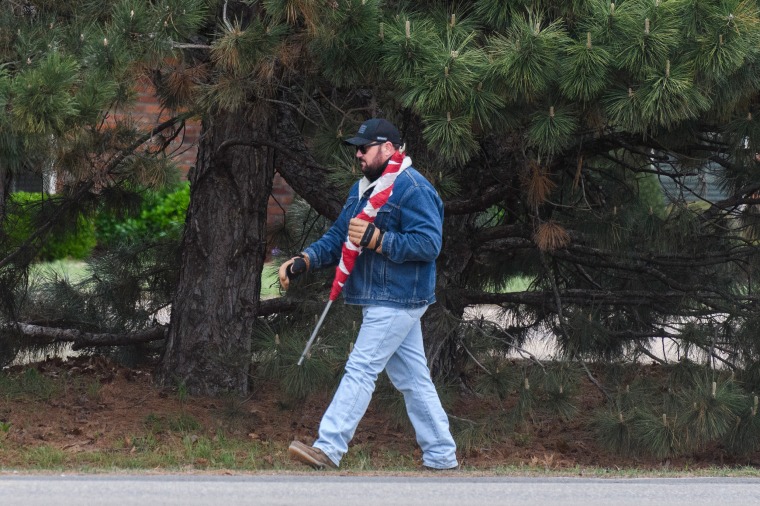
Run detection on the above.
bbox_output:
[356,142,383,154]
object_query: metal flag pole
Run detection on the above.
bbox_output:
[297,299,333,366]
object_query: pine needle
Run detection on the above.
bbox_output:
[533,221,570,251]
[523,160,556,207]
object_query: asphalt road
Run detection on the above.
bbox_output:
[2,475,759,505]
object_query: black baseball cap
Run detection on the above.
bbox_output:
[344,118,401,146]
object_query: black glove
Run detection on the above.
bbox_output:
[286,256,308,280]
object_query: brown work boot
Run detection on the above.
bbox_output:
[288,440,338,470]
[423,463,460,471]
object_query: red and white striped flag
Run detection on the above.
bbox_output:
[329,151,411,301]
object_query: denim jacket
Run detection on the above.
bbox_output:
[303,167,443,309]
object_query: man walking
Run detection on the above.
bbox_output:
[278,118,458,471]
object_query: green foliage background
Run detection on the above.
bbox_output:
[4,184,189,261]
[6,192,96,261]
[95,183,189,247]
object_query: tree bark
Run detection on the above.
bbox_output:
[423,215,476,376]
[158,105,276,396]
[274,105,344,221]
[0,163,10,226]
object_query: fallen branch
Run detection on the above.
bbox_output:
[634,344,667,365]
[6,323,168,350]
[579,361,612,402]
[4,297,315,352]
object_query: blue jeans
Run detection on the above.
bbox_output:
[313,305,458,469]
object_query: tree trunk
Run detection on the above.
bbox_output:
[274,105,343,220]
[0,163,11,226]
[158,105,275,396]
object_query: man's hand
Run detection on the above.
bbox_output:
[278,254,309,290]
[348,218,383,251]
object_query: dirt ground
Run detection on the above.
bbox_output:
[1,355,759,473]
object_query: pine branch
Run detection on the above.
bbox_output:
[552,244,755,302]
[444,183,513,215]
[451,308,547,370]
[0,183,93,271]
[476,236,534,253]
[477,233,758,273]
[450,288,760,311]
[473,224,531,243]
[552,246,698,293]
[708,182,760,212]
[0,112,193,271]
[257,297,304,317]
[216,138,326,170]
[104,112,196,175]
[634,344,667,365]
[171,42,212,49]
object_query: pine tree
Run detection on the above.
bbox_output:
[4,1,760,400]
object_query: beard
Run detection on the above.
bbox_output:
[362,158,390,182]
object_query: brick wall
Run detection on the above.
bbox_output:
[131,81,295,233]
[132,84,202,172]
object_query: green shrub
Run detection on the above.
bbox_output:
[6,192,96,261]
[95,183,189,246]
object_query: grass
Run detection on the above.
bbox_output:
[0,437,297,473]
[0,368,60,401]
[30,259,90,284]
[5,359,760,476]
[32,259,282,298]
[3,444,760,476]
[260,263,281,298]
[2,401,758,475]
[503,275,533,293]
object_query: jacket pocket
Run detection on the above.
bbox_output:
[374,203,399,231]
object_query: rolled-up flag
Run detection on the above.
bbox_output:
[329,150,410,300]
